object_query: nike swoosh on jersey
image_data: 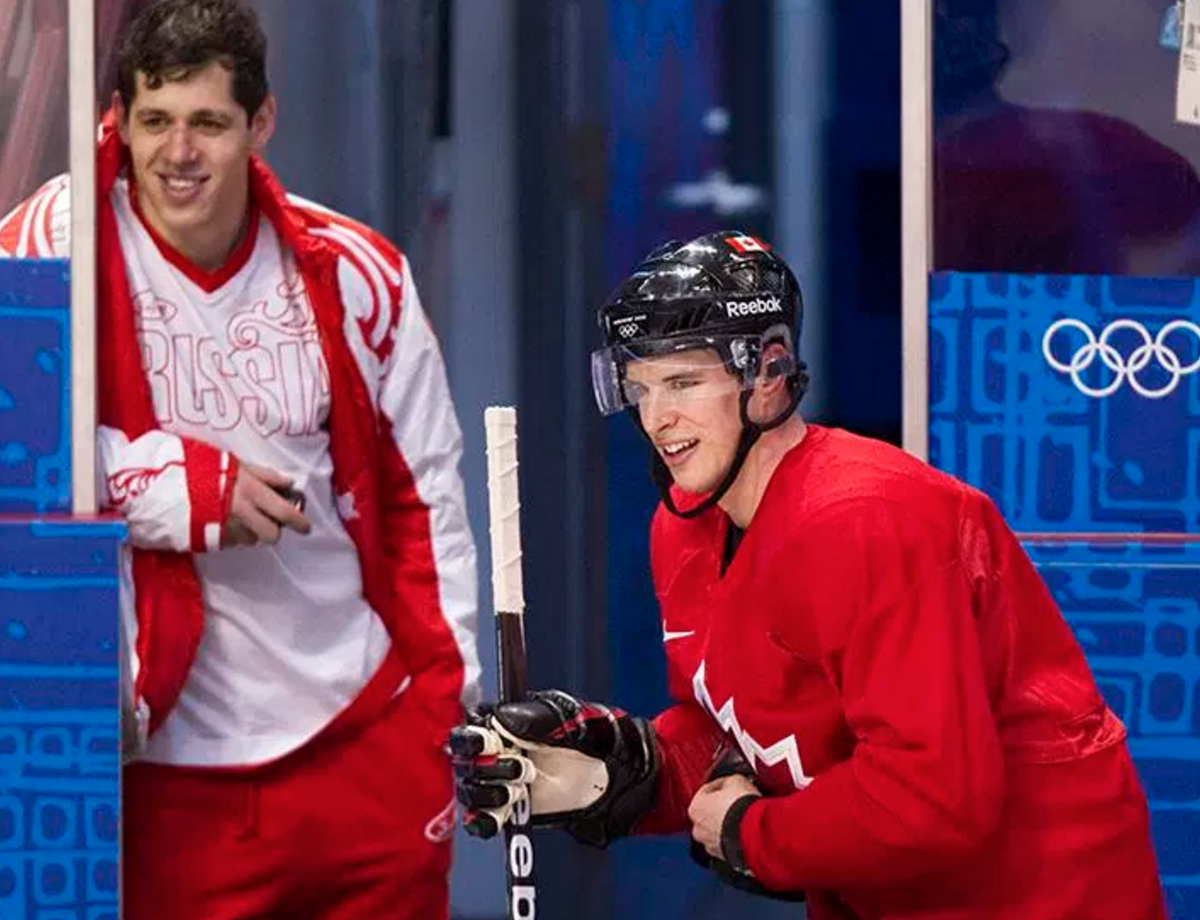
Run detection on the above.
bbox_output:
[662,629,696,642]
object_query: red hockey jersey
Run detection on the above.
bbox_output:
[645,425,1165,920]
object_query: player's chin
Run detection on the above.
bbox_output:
[670,468,720,496]
[158,201,216,236]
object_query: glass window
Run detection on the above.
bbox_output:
[934,0,1200,276]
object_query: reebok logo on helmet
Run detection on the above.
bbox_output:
[725,296,782,319]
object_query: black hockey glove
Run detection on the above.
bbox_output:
[449,690,659,848]
[689,744,806,904]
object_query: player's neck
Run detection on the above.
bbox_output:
[137,185,252,273]
[719,416,806,529]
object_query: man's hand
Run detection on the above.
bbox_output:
[688,773,761,859]
[449,690,659,848]
[686,745,804,902]
[223,462,312,546]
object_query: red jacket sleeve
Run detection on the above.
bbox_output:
[636,702,725,835]
[740,536,1006,890]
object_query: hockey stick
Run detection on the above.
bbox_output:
[484,407,537,920]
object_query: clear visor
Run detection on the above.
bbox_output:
[590,336,759,417]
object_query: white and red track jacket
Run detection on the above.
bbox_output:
[0,114,480,763]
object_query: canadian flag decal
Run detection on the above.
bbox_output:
[725,234,770,254]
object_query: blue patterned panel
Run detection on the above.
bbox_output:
[0,260,71,515]
[1026,538,1200,918]
[930,273,1200,533]
[0,519,124,920]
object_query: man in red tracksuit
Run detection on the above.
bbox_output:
[1,2,479,917]
[451,232,1166,919]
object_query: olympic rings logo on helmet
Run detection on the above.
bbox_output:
[1041,318,1200,399]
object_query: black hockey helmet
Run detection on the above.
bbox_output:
[591,231,809,519]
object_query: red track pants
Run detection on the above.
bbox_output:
[123,690,457,920]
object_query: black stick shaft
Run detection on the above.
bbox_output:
[497,611,528,703]
[497,611,535,920]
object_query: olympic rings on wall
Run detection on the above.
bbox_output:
[1042,319,1200,398]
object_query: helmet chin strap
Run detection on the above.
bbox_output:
[637,377,805,520]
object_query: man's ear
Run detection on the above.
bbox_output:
[250,96,277,152]
[112,90,130,144]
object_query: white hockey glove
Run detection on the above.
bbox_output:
[449,690,659,848]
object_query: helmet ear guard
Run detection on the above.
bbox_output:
[764,354,795,380]
[753,324,797,381]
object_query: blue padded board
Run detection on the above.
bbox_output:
[0,260,71,515]
[1027,538,1200,919]
[0,518,123,920]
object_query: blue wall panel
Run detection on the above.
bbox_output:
[1027,539,1200,920]
[929,272,1200,534]
[933,270,1200,914]
[0,519,123,920]
[0,261,71,515]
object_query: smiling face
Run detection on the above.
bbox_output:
[623,349,746,495]
[114,61,275,270]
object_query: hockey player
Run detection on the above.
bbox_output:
[0,2,478,918]
[452,232,1167,919]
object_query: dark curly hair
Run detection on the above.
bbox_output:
[116,0,269,119]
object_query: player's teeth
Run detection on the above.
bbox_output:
[664,439,697,456]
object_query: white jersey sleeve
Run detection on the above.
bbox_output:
[99,426,238,554]
[0,174,71,258]
[378,255,481,707]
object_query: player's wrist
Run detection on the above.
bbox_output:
[183,441,236,552]
[719,793,760,876]
[688,794,806,903]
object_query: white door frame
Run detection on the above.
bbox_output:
[901,0,933,460]
[68,0,97,514]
